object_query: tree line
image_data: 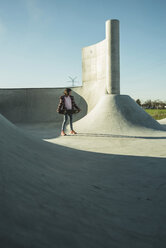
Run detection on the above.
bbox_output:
[136,99,166,109]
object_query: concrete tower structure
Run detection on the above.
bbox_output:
[106,19,120,94]
[81,19,120,98]
[67,19,165,135]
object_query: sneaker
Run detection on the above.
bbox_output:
[70,130,77,134]
[61,130,67,136]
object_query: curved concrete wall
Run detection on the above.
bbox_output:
[82,39,106,83]
[0,88,87,123]
[0,80,107,124]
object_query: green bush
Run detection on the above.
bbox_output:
[145,109,166,120]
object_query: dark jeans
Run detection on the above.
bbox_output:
[61,113,73,131]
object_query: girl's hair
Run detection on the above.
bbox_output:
[64,88,72,96]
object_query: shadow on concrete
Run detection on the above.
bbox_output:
[75,132,166,139]
[16,123,166,140]
[1,111,166,248]
[1,125,166,248]
[160,124,166,130]
[16,122,62,139]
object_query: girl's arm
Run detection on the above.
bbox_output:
[57,97,63,112]
[72,96,80,110]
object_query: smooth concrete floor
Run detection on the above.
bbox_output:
[1,117,166,248]
[17,120,166,158]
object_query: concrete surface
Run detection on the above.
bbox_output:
[16,116,166,159]
[1,113,166,248]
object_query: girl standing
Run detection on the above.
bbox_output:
[57,88,80,136]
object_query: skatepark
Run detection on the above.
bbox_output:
[0,20,166,248]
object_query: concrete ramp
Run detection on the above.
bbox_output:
[70,94,165,135]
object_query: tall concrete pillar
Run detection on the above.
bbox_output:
[106,19,120,94]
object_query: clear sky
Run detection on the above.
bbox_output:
[0,0,166,101]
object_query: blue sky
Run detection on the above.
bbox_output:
[0,0,166,101]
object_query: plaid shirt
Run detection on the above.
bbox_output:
[57,95,80,114]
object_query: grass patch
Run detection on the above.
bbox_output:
[145,109,166,120]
